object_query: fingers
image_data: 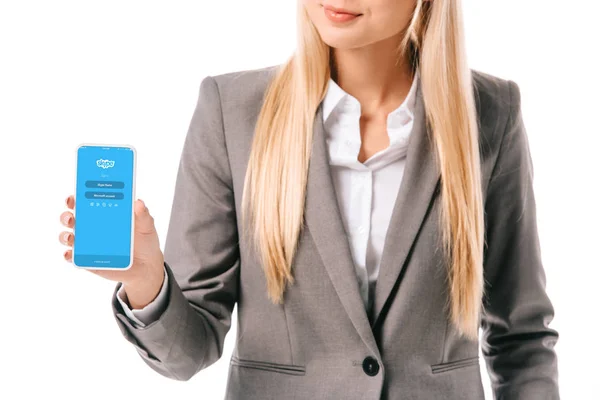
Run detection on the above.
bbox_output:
[60,211,74,228]
[61,195,75,262]
[134,199,156,235]
[135,198,148,214]
[65,195,75,209]
[59,230,74,246]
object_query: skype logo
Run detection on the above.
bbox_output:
[96,158,116,169]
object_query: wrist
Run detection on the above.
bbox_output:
[122,269,165,310]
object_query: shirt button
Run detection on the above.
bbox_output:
[345,139,353,147]
[357,225,366,234]
[362,356,380,376]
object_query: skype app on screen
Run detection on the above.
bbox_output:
[74,146,134,268]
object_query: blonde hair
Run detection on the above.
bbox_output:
[241,0,484,340]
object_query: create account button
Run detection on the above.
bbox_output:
[84,192,124,200]
[85,180,125,189]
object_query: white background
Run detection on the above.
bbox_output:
[1,1,598,398]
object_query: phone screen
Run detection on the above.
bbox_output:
[73,145,135,269]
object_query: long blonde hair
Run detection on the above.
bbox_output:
[241,0,484,340]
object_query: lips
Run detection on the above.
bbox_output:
[323,4,363,23]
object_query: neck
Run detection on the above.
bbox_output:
[330,33,415,116]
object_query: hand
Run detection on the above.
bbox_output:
[59,195,166,308]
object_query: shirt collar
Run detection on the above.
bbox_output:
[322,66,420,123]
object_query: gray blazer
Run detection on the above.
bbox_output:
[111,66,559,399]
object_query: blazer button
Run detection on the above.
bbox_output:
[362,356,380,376]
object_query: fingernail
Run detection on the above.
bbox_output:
[64,232,71,242]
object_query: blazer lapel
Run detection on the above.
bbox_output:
[304,80,441,354]
[371,82,441,328]
[305,104,380,359]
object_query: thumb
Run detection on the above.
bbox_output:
[134,199,156,235]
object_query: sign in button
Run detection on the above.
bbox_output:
[84,192,124,200]
[85,180,125,189]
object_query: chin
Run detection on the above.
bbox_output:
[318,30,370,50]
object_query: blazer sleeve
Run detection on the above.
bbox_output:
[480,80,560,399]
[115,266,169,327]
[111,75,240,381]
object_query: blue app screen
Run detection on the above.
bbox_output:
[73,145,135,268]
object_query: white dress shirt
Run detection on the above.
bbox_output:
[117,68,420,326]
[321,69,419,312]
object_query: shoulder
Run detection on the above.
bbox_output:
[470,68,520,124]
[470,69,530,192]
[207,64,280,108]
[195,65,280,134]
[470,69,522,160]
[212,64,279,86]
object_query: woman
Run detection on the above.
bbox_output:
[58,1,560,398]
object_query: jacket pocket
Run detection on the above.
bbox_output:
[430,355,480,374]
[230,355,306,376]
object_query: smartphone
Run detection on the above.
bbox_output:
[73,143,136,269]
